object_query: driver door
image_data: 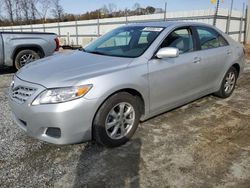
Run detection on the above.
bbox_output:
[148,27,203,113]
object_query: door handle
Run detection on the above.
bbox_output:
[227,50,232,55]
[193,57,201,64]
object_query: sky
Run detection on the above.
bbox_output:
[60,0,248,14]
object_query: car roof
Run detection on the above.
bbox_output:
[128,21,212,28]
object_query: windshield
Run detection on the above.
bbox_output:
[85,26,164,58]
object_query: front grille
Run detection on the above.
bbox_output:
[11,86,37,104]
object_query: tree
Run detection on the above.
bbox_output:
[30,0,39,21]
[108,3,117,15]
[20,0,30,22]
[37,0,51,22]
[4,0,15,24]
[0,2,159,26]
[145,6,155,14]
[133,3,142,15]
[0,2,4,21]
[51,0,64,21]
[133,3,140,10]
[101,5,109,15]
[14,0,22,23]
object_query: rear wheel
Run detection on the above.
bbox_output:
[214,66,238,98]
[14,49,41,70]
[93,92,142,147]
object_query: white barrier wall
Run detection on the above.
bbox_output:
[0,8,246,46]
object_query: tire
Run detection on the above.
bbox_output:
[14,49,41,70]
[93,92,142,147]
[214,66,238,98]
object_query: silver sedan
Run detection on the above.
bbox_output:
[8,22,245,147]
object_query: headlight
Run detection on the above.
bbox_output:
[32,85,92,105]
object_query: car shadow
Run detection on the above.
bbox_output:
[73,138,141,187]
[0,67,16,75]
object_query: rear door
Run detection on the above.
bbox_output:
[0,34,4,66]
[148,27,204,113]
[193,26,232,91]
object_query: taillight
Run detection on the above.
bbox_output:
[55,37,60,51]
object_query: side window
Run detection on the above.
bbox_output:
[196,27,228,50]
[218,35,229,46]
[160,28,194,54]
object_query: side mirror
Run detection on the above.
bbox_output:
[156,47,179,59]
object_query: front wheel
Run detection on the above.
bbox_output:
[93,92,142,147]
[214,66,238,98]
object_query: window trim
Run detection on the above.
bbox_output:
[194,26,229,51]
[151,26,198,59]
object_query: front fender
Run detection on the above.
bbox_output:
[82,63,150,118]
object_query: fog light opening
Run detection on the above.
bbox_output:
[18,119,27,127]
[45,127,61,138]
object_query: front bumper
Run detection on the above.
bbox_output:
[8,76,98,144]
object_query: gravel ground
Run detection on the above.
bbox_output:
[0,62,250,188]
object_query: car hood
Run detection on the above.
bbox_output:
[16,51,134,88]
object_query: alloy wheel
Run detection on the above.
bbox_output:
[105,102,135,140]
[224,71,236,94]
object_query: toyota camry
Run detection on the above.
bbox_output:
[8,22,245,147]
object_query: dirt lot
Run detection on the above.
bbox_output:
[0,61,250,188]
